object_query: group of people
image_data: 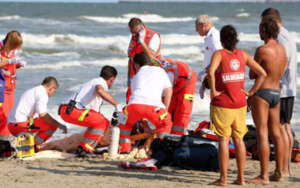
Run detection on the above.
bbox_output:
[0,7,297,186]
[206,8,297,185]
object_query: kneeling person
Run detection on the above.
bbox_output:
[59,65,121,157]
[8,77,67,151]
[151,59,197,135]
[119,53,173,154]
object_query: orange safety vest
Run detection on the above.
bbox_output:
[127,25,161,77]
[0,41,17,91]
[151,59,194,94]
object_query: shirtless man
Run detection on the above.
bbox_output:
[248,17,288,184]
[262,8,298,178]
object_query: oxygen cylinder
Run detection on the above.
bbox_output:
[108,112,121,157]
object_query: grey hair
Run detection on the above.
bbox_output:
[196,15,213,26]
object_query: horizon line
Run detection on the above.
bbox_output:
[0,0,300,3]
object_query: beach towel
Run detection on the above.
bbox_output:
[121,158,158,170]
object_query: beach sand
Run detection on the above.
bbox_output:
[1,136,299,188]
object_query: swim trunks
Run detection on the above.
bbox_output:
[280,97,294,124]
[254,89,280,107]
[210,105,248,139]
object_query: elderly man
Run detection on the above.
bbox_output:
[195,15,222,98]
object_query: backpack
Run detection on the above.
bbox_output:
[291,135,300,163]
[291,148,300,162]
[193,121,210,135]
[193,121,220,141]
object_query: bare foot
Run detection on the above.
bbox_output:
[269,171,283,181]
[209,179,227,186]
[233,180,245,186]
[269,170,290,178]
[247,176,269,184]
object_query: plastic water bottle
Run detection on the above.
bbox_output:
[108,112,120,157]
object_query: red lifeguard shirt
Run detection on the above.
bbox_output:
[211,49,246,109]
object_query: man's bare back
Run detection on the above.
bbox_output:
[251,39,287,89]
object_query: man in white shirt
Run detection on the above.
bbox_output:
[59,65,122,157]
[119,53,173,154]
[127,18,161,87]
[8,77,67,151]
[261,8,298,178]
[195,15,223,98]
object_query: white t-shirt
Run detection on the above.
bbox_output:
[62,77,108,112]
[203,26,223,69]
[8,85,48,123]
[148,34,160,53]
[129,66,172,108]
[277,27,298,98]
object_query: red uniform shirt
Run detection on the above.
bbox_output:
[127,26,161,77]
[0,41,17,91]
[211,49,246,109]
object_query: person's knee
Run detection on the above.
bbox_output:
[257,129,269,141]
[232,138,245,146]
[93,118,110,130]
[218,136,230,143]
[271,132,282,143]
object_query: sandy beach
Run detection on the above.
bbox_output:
[0,135,299,188]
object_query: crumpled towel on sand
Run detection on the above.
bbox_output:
[103,148,148,160]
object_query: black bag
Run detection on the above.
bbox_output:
[150,135,219,171]
[151,150,174,168]
[243,125,257,152]
[150,136,182,168]
[173,135,219,171]
[180,135,218,146]
[0,140,14,158]
[251,143,275,161]
[173,142,219,171]
[292,131,299,149]
[293,140,299,149]
[150,135,182,155]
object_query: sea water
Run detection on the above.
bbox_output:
[0,2,299,140]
